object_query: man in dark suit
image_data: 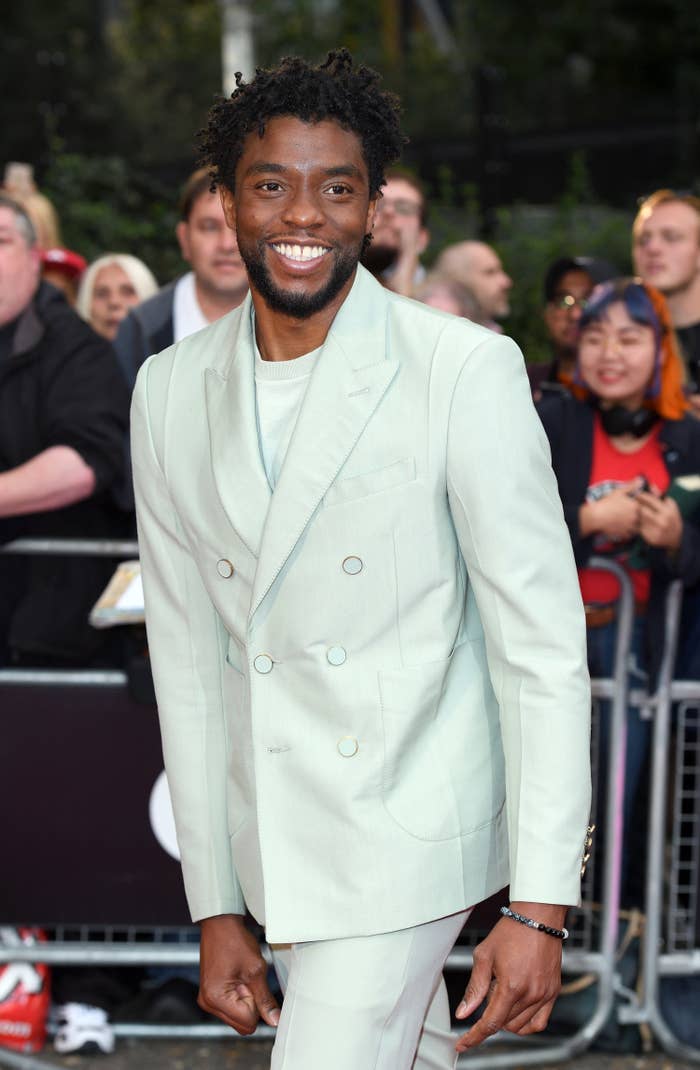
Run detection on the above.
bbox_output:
[114,169,248,389]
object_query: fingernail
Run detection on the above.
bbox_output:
[270,1009,280,1026]
[456,1000,467,1018]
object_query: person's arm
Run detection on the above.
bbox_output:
[445,331,591,1049]
[0,446,95,517]
[41,328,130,500]
[132,355,244,922]
[132,356,278,1035]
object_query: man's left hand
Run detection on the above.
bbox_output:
[454,901,565,1053]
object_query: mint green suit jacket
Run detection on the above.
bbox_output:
[131,266,591,944]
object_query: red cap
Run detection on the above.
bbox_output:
[41,247,87,279]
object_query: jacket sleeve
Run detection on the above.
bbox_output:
[446,331,592,907]
[536,395,595,567]
[131,355,245,922]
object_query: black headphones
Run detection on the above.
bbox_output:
[596,401,659,438]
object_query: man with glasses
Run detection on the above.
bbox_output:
[535,257,596,396]
[361,169,429,296]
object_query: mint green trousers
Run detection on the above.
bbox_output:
[270,909,470,1070]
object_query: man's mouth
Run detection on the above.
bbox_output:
[271,242,331,263]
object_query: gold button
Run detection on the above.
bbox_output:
[342,556,363,575]
[216,558,235,579]
[337,736,359,758]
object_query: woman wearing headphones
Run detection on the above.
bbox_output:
[537,277,700,900]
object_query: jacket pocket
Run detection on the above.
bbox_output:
[378,642,505,841]
[325,456,416,506]
[378,654,462,841]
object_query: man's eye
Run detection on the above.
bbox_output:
[259,181,283,192]
[328,184,351,195]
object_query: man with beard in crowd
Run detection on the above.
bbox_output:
[434,239,512,331]
[361,169,429,296]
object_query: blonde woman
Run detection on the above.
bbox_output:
[77,254,158,341]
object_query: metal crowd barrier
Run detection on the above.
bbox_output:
[0,543,674,1066]
[616,579,700,1063]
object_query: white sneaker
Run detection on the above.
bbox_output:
[53,1002,115,1055]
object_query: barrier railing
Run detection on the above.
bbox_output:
[616,579,700,1063]
[0,544,651,1066]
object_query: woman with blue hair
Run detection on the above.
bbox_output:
[538,277,700,901]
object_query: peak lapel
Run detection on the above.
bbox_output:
[250,268,398,618]
[205,297,271,557]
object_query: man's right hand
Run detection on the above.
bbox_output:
[198,914,280,1035]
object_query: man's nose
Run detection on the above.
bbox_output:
[218,225,238,250]
[282,187,324,229]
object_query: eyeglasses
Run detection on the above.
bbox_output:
[376,198,422,218]
[550,294,589,311]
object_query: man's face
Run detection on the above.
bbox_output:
[371,177,428,259]
[222,116,376,318]
[543,269,594,353]
[633,201,700,297]
[176,190,247,299]
[0,208,41,327]
[464,244,512,320]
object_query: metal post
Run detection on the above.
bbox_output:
[636,581,700,1061]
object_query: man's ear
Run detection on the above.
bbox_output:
[365,195,378,238]
[175,221,191,263]
[220,187,237,231]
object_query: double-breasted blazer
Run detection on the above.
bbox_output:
[131,265,591,944]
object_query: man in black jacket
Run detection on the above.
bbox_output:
[0,194,130,665]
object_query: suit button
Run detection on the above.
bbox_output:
[254,654,273,674]
[327,646,347,666]
[342,555,363,575]
[216,558,235,578]
[337,736,358,758]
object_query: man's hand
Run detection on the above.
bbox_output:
[637,490,683,551]
[198,914,280,1035]
[454,902,565,1053]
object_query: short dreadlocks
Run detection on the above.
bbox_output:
[198,49,405,199]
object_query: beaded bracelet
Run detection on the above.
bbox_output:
[500,905,569,940]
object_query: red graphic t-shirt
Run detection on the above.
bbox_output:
[578,415,669,605]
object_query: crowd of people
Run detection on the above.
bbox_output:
[2,156,700,1051]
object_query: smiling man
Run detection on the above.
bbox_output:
[131,51,591,1070]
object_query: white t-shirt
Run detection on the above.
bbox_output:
[172,272,208,343]
[254,345,321,488]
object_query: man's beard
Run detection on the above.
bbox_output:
[238,237,363,319]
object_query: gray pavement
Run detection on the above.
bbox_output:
[12,1040,700,1070]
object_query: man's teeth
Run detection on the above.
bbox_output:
[273,243,329,262]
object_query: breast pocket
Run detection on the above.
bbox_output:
[325,456,416,506]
